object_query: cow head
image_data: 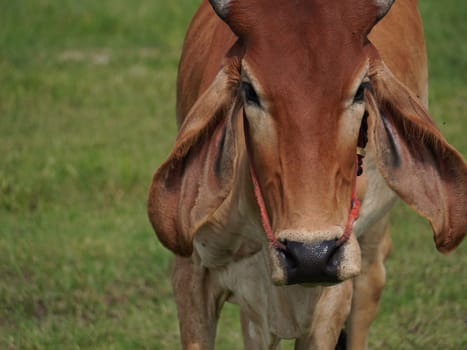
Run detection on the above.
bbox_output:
[148,0,467,285]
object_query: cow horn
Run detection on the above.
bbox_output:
[209,0,231,20]
[374,0,395,19]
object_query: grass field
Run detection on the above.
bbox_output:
[0,0,466,349]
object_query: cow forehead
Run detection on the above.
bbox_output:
[242,42,367,125]
[243,37,365,100]
[228,0,372,40]
[232,1,369,106]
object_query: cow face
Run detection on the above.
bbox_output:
[148,0,466,287]
[206,0,395,284]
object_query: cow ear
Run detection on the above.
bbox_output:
[147,68,241,256]
[368,59,467,253]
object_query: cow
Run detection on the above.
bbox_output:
[147,0,467,349]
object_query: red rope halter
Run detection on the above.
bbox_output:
[243,113,367,249]
[244,118,286,250]
[335,155,362,247]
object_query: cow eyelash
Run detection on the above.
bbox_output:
[353,81,371,104]
[241,81,261,106]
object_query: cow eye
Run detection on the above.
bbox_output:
[241,81,260,106]
[353,82,371,104]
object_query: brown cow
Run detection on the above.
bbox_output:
[148,0,467,349]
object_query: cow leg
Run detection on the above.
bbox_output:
[346,215,392,350]
[172,255,226,350]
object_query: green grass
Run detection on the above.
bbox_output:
[0,0,465,349]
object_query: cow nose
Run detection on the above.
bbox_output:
[277,239,342,285]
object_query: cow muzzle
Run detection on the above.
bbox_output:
[269,230,361,285]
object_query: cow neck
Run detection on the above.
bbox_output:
[243,112,367,250]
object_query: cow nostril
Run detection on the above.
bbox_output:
[275,239,342,285]
[278,240,298,270]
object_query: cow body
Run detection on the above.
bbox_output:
[148,0,467,349]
